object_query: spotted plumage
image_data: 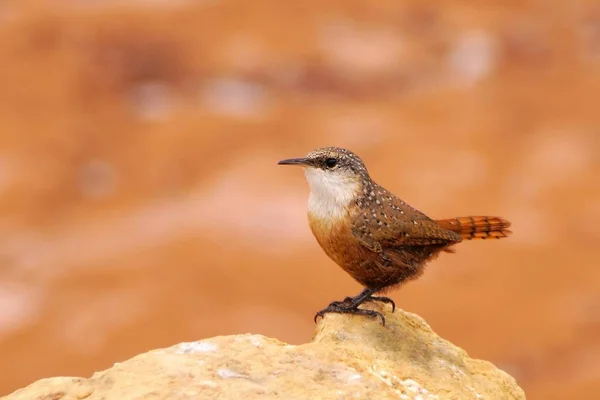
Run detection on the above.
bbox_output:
[278,147,512,324]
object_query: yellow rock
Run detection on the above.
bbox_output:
[4,306,525,400]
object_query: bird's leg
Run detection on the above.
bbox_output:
[314,288,393,325]
[325,289,395,311]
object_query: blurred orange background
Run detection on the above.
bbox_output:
[0,1,599,399]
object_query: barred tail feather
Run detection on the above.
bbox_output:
[435,216,512,240]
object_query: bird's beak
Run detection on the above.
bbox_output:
[277,157,309,166]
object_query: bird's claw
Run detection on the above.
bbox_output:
[314,303,386,325]
[365,296,396,312]
[327,295,395,312]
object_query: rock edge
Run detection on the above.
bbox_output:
[4,305,526,400]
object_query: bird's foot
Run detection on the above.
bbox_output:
[364,296,396,312]
[314,303,386,325]
[328,295,395,312]
[326,297,354,308]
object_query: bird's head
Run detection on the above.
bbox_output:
[278,147,370,205]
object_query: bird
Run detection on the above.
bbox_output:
[278,146,512,325]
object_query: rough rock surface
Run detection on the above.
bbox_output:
[4,306,525,400]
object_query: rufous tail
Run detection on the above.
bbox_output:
[435,216,512,240]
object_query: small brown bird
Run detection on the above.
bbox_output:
[278,147,511,324]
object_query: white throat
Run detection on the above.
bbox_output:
[304,167,359,222]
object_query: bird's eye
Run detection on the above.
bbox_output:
[324,158,338,169]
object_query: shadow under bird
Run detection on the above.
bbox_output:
[278,147,512,325]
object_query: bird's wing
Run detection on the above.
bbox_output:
[352,217,461,253]
[350,186,462,253]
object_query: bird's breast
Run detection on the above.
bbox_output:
[307,204,358,268]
